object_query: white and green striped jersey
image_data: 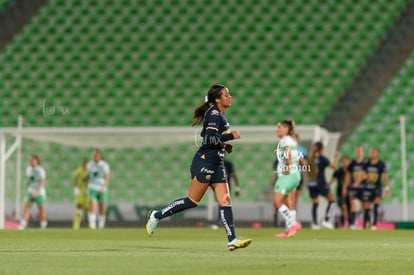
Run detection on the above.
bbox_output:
[276,135,300,176]
[26,165,46,195]
[87,160,110,191]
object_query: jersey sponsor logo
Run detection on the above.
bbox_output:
[201,167,215,174]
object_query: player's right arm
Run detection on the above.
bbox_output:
[328,171,336,187]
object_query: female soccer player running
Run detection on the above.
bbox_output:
[20,155,48,229]
[146,84,252,251]
[273,120,302,238]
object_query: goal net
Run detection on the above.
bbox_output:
[0,124,340,229]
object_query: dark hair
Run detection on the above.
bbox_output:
[280,119,297,141]
[31,154,40,164]
[314,141,324,152]
[192,84,226,126]
[340,155,350,161]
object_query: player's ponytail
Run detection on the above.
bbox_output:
[192,84,226,126]
[280,119,298,141]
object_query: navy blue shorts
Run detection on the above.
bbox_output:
[190,152,226,184]
[337,193,350,207]
[297,173,304,190]
[348,187,363,201]
[363,189,376,202]
[308,181,330,199]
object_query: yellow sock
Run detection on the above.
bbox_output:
[73,209,83,229]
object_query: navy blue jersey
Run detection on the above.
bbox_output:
[314,155,330,185]
[198,105,234,162]
[347,159,367,188]
[364,160,387,189]
[224,160,235,186]
[333,167,346,196]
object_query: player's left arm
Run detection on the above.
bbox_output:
[100,173,110,194]
[101,164,110,194]
[328,151,339,169]
[231,171,240,197]
[382,172,390,197]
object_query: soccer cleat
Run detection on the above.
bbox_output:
[371,226,377,231]
[146,210,159,237]
[287,222,302,237]
[227,238,252,251]
[311,223,321,230]
[321,221,334,230]
[275,231,289,238]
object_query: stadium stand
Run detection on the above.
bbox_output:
[341,52,414,202]
[0,0,407,203]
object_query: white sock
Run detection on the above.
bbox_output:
[40,220,48,229]
[278,204,292,229]
[20,219,27,229]
[89,213,96,229]
[98,215,106,229]
[290,210,297,226]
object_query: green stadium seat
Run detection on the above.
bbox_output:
[1,0,408,202]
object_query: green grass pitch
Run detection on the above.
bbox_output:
[0,228,413,275]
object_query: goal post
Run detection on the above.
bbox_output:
[0,124,340,229]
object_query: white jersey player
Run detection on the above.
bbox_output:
[87,149,110,229]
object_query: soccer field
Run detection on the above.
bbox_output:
[0,228,412,275]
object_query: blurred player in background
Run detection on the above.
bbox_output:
[20,154,47,229]
[307,142,338,230]
[343,145,366,230]
[273,120,302,238]
[363,148,389,230]
[72,158,89,229]
[211,156,240,229]
[146,84,252,251]
[87,150,110,229]
[270,135,308,229]
[329,155,350,228]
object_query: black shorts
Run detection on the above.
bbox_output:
[336,191,348,206]
[348,187,363,201]
[363,188,376,202]
[190,152,226,184]
[308,181,330,199]
[297,173,304,190]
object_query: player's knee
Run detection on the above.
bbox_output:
[187,196,199,208]
[218,193,231,206]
